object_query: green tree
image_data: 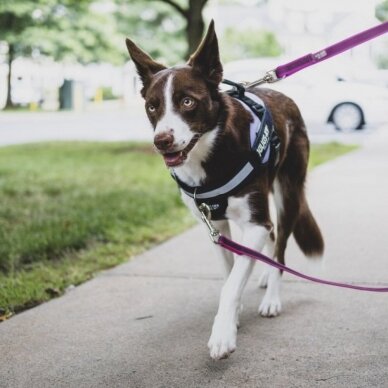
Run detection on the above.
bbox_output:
[159,0,209,57]
[375,0,388,68]
[115,1,186,64]
[0,0,122,108]
[116,0,209,61]
[376,0,388,21]
[220,27,282,63]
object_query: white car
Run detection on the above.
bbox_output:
[223,58,388,131]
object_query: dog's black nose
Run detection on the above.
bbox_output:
[154,133,174,151]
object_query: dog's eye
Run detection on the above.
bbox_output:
[147,104,156,113]
[181,97,195,109]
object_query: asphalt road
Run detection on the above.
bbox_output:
[0,103,381,146]
[1,118,388,387]
[0,103,153,146]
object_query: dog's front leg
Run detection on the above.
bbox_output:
[208,223,269,360]
[212,220,234,276]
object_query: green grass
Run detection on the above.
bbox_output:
[0,141,358,316]
[0,142,194,314]
[309,142,358,169]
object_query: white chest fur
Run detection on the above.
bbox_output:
[172,127,219,187]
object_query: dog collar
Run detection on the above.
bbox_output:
[171,81,281,220]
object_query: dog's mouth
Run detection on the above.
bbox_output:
[162,135,201,167]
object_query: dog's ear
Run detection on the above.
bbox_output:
[125,38,166,97]
[187,20,223,86]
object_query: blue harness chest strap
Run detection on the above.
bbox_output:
[171,80,281,220]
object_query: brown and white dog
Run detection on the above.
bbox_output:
[126,21,324,360]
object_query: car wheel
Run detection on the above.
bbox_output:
[330,102,364,131]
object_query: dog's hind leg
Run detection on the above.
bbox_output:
[258,168,304,317]
[258,229,282,317]
[258,135,309,316]
[274,131,324,263]
[274,125,311,265]
[274,174,300,267]
[259,130,324,317]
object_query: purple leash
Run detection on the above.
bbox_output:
[196,170,388,293]
[218,236,388,293]
[198,206,388,292]
[247,21,388,86]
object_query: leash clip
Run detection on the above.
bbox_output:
[246,69,279,88]
[197,203,220,244]
[193,188,220,243]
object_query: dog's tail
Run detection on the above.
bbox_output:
[293,201,324,258]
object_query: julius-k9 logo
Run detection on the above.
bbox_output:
[256,125,270,157]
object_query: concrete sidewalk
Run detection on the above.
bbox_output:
[2,129,388,388]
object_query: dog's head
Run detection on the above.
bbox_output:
[126,21,223,167]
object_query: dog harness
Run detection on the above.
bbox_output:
[171,81,281,220]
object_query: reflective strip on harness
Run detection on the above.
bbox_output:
[181,162,254,199]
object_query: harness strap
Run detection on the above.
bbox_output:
[177,162,254,199]
[235,92,270,163]
[225,81,280,164]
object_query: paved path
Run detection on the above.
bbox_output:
[2,129,388,387]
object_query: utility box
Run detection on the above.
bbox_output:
[59,79,73,110]
[59,79,85,111]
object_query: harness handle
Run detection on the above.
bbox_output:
[222,79,246,98]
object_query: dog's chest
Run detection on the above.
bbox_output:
[172,128,220,186]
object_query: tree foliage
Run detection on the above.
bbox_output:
[116,0,209,63]
[220,27,282,63]
[376,0,388,21]
[0,0,122,63]
[375,0,388,68]
[0,0,122,107]
[115,1,186,65]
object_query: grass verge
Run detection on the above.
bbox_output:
[0,141,358,317]
[309,142,358,169]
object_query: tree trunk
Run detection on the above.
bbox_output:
[185,0,207,58]
[5,43,15,109]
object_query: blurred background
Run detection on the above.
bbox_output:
[1,0,388,145]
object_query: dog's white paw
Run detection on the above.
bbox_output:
[258,269,269,288]
[258,296,281,317]
[207,319,237,360]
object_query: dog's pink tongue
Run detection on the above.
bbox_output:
[163,152,184,167]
